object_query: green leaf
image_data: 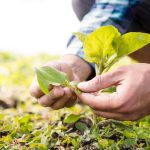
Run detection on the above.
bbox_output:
[83,25,120,64]
[75,26,150,75]
[41,135,48,145]
[72,138,78,148]
[84,35,103,64]
[74,32,87,43]
[123,138,137,147]
[98,139,109,147]
[30,143,47,150]
[123,130,136,138]
[35,66,69,94]
[19,115,30,124]
[69,81,81,94]
[114,32,150,57]
[136,129,150,139]
[64,114,81,124]
[75,122,87,132]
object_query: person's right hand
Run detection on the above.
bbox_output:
[30,61,80,110]
[77,63,150,121]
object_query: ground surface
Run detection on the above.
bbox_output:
[0,52,150,150]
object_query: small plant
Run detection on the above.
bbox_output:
[74,25,150,75]
[34,27,150,149]
[35,66,80,95]
[36,25,150,94]
[1,51,150,149]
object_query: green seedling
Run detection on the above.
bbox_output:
[35,25,150,94]
[35,66,80,95]
[74,25,150,75]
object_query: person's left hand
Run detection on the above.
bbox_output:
[77,63,150,121]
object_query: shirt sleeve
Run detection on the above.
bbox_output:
[65,0,139,75]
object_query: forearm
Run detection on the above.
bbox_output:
[130,44,150,63]
[60,55,93,81]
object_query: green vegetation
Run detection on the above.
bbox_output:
[36,26,150,96]
[1,26,150,149]
[75,25,150,75]
[0,51,150,149]
[36,66,80,95]
[36,66,70,95]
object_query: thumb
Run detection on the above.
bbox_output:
[78,69,121,92]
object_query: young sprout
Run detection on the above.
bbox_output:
[35,26,150,94]
[75,25,150,75]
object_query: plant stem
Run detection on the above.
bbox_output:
[102,57,119,74]
[67,81,82,94]
[95,63,105,123]
[95,62,103,76]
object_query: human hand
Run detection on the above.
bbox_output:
[30,61,80,109]
[77,63,150,121]
[30,54,93,110]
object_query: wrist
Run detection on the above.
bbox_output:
[60,54,93,81]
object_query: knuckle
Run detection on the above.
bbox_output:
[38,95,54,107]
[29,88,40,98]
[113,67,126,77]
[90,101,101,110]
[66,93,71,99]
[49,90,55,98]
[108,95,113,106]
[51,105,58,110]
[66,96,77,108]
[115,102,124,110]
[94,76,103,90]
[38,99,48,107]
[52,87,64,98]
[95,76,101,85]
[51,98,68,110]
[112,94,124,110]
[108,102,121,112]
[29,82,43,98]
[64,88,72,98]
[52,87,64,99]
[51,105,62,110]
[106,94,118,110]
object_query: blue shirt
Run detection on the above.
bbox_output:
[66,0,150,74]
[65,0,148,72]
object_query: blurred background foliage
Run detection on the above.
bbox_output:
[0,51,59,87]
[0,51,149,150]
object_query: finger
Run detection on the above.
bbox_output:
[29,78,44,98]
[51,87,73,110]
[51,96,69,110]
[78,68,123,92]
[93,110,128,121]
[38,87,64,107]
[65,94,77,108]
[94,110,142,121]
[78,92,122,111]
